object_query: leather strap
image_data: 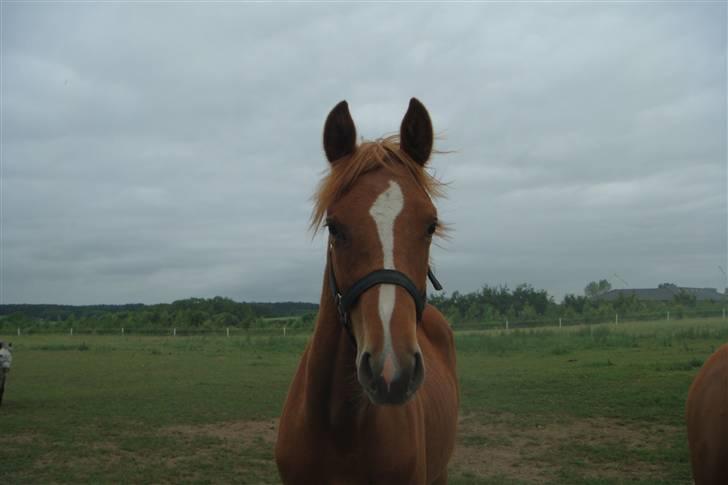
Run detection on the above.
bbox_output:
[327,250,443,346]
[340,269,426,322]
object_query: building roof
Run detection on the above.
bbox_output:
[594,287,726,302]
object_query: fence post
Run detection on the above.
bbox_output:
[226,327,230,337]
[666,311,669,321]
[173,327,176,337]
[283,326,287,337]
[559,317,562,328]
[70,327,73,336]
[505,318,509,330]
[17,327,20,336]
[723,307,726,320]
[615,314,618,325]
[122,327,125,335]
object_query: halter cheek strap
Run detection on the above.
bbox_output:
[327,249,443,345]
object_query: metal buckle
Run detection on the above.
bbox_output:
[335,292,347,324]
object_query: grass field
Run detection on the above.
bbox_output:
[2,317,727,484]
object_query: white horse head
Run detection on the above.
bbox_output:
[0,342,12,371]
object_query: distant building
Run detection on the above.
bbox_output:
[594,286,726,302]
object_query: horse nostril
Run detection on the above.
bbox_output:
[358,352,374,382]
[410,352,424,390]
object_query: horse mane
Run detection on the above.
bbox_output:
[310,135,446,233]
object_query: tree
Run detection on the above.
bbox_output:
[214,312,240,327]
[673,290,697,307]
[585,279,612,298]
[300,312,317,326]
[562,294,587,313]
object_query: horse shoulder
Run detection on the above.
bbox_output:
[418,304,459,483]
[420,304,456,371]
[686,343,728,484]
[276,345,319,482]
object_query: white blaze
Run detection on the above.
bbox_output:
[369,180,404,376]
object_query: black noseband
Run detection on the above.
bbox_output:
[327,250,443,345]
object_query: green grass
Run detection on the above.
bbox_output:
[1,317,726,484]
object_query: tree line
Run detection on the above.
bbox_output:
[2,281,724,332]
[430,281,725,328]
[0,297,318,331]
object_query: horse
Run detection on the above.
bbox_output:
[275,98,459,484]
[686,343,728,484]
[0,341,13,407]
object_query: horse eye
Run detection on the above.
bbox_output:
[327,222,344,240]
[427,222,438,236]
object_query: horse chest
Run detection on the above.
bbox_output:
[278,421,425,485]
[319,446,423,485]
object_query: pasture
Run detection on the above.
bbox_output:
[1,317,726,484]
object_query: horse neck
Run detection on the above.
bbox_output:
[303,260,364,428]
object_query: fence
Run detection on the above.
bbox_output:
[451,307,727,331]
[3,325,313,337]
[3,307,726,337]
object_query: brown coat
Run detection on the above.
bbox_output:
[686,343,728,484]
[276,298,458,485]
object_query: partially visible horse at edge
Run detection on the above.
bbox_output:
[276,98,459,484]
[0,341,13,407]
[686,343,728,484]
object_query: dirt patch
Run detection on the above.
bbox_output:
[5,432,40,445]
[162,416,677,483]
[157,419,280,483]
[161,418,278,447]
[452,413,557,482]
[33,443,131,475]
[30,420,280,483]
[451,412,681,483]
[27,417,681,484]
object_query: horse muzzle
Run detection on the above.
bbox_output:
[357,350,424,405]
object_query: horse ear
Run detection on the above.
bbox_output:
[400,98,433,165]
[323,100,357,164]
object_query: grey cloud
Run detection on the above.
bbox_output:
[2,3,725,304]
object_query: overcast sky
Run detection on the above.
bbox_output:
[2,2,726,305]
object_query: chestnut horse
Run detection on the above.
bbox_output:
[276,98,459,484]
[686,343,728,484]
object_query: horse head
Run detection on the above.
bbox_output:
[315,98,442,405]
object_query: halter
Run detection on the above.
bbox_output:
[327,248,443,344]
